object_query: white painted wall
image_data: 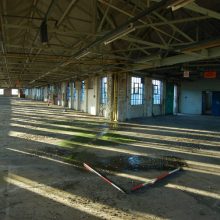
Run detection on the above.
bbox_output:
[145,77,153,117]
[73,81,80,110]
[43,86,48,102]
[2,88,12,96]
[127,105,145,119]
[61,82,66,107]
[180,79,220,114]
[80,82,87,112]
[118,74,155,121]
[117,73,127,121]
[88,88,97,115]
[24,74,168,121]
[152,80,165,116]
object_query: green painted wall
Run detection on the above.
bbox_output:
[165,83,174,114]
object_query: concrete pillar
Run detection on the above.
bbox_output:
[75,81,81,110]
[3,88,11,96]
[87,77,97,115]
[61,82,67,107]
[105,73,113,120]
[145,77,153,117]
[96,76,101,116]
[85,79,88,112]
[57,84,62,106]
[43,86,47,102]
[111,73,119,121]
[162,80,166,115]
[69,81,74,109]
[117,73,128,121]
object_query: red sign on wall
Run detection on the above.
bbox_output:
[204,71,217,78]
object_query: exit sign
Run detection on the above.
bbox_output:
[204,71,217,78]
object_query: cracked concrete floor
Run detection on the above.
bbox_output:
[0,97,220,220]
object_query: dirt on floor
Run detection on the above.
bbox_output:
[0,97,220,220]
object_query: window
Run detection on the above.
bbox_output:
[0,89,4,95]
[73,87,77,99]
[100,77,107,104]
[73,82,77,99]
[131,77,143,105]
[81,81,85,101]
[152,80,162,104]
[11,89,18,96]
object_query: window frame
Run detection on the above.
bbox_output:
[152,80,162,105]
[81,80,85,102]
[0,89,4,95]
[11,89,18,96]
[131,76,144,106]
[100,77,108,104]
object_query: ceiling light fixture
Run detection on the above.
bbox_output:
[75,51,91,60]
[167,0,194,11]
[104,23,136,45]
[40,20,48,44]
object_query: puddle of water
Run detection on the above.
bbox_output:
[95,155,187,172]
[34,146,187,172]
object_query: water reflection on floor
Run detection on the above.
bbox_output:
[36,146,186,172]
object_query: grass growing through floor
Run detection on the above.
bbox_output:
[59,130,138,151]
[99,132,137,143]
[64,151,99,165]
[59,132,97,150]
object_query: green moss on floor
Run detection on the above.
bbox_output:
[100,132,137,143]
[58,130,138,151]
[64,151,98,165]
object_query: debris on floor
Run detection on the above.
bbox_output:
[131,167,181,192]
[84,163,127,194]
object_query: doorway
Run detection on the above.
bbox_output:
[202,91,212,115]
[165,83,174,115]
[212,91,220,116]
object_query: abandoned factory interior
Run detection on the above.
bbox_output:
[0,0,220,219]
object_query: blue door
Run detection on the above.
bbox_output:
[212,92,220,116]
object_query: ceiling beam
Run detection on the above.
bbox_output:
[56,0,78,27]
[131,45,220,71]
[98,0,184,43]
[98,0,111,32]
[123,36,170,49]
[29,0,174,84]
[153,12,194,42]
[184,2,220,20]
[0,1,12,87]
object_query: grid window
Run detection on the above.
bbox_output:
[100,77,107,104]
[67,85,70,101]
[0,89,4,95]
[12,89,18,95]
[81,80,85,101]
[152,80,162,104]
[131,77,143,105]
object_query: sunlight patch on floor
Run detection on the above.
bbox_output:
[130,142,220,159]
[115,172,220,199]
[122,122,220,135]
[6,147,220,200]
[4,173,161,220]
[9,123,97,137]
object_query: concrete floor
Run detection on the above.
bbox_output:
[0,97,220,220]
